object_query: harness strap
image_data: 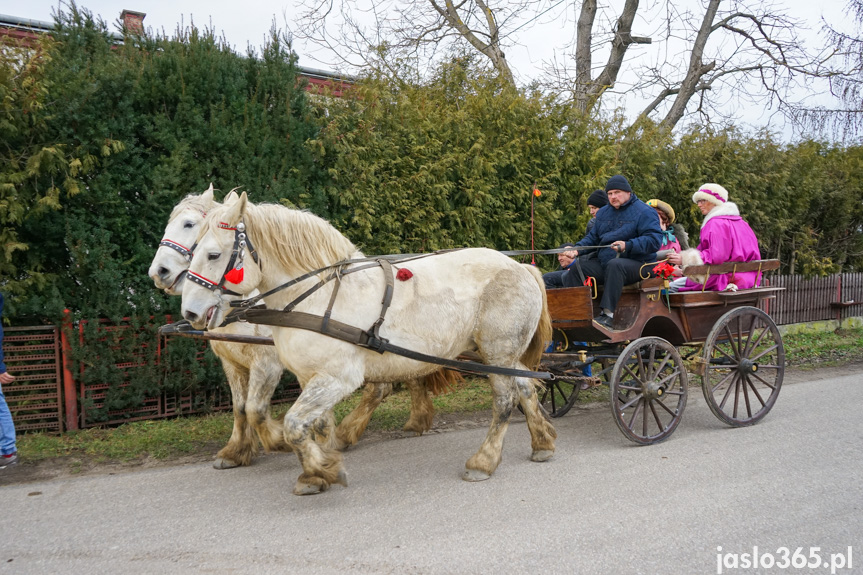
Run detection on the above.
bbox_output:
[280,261,385,312]
[284,269,340,312]
[235,260,394,309]
[372,259,395,340]
[160,239,197,260]
[321,267,343,334]
[573,256,588,286]
[186,270,245,297]
[237,308,557,380]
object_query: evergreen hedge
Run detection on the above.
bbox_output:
[1,7,320,422]
[2,5,862,423]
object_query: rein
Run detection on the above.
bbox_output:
[223,245,614,382]
[228,245,613,309]
[174,234,612,381]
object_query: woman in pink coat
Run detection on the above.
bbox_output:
[667,183,762,292]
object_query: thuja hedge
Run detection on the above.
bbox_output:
[2,6,862,421]
[1,7,320,419]
[311,61,863,276]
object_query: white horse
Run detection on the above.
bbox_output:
[180,192,556,495]
[148,186,451,469]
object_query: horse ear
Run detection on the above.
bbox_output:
[223,191,248,224]
[238,191,249,219]
[223,188,240,205]
[201,183,215,206]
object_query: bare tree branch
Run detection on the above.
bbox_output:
[289,0,834,135]
[590,0,648,98]
[428,0,513,83]
[658,0,720,131]
[573,0,597,114]
[788,0,863,141]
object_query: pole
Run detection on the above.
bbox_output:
[60,309,79,431]
[531,181,536,265]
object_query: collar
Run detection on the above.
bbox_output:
[702,201,741,227]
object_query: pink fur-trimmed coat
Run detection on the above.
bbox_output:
[677,202,762,292]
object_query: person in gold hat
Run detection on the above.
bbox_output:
[645,198,689,259]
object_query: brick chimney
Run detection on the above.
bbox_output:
[120,10,146,35]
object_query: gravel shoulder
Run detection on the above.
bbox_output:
[2,360,861,486]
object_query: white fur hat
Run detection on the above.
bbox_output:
[692,183,729,206]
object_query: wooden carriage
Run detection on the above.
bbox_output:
[539,259,785,445]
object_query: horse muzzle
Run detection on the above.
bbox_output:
[182,304,221,330]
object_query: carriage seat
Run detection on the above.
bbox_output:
[618,259,781,294]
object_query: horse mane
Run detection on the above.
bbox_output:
[168,193,212,222]
[204,201,359,277]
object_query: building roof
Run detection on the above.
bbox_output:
[0,12,356,88]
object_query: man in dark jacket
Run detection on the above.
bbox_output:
[543,189,608,289]
[561,175,663,330]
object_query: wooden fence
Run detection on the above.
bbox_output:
[3,272,863,433]
[766,273,863,325]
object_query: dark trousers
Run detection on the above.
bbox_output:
[561,257,651,313]
[543,269,569,289]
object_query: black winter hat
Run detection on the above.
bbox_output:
[605,174,633,194]
[587,189,608,208]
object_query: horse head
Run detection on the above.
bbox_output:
[181,191,262,330]
[148,184,217,295]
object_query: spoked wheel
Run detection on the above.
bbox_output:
[537,377,581,418]
[610,337,688,445]
[701,306,784,427]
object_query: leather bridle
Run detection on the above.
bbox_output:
[159,238,197,261]
[185,221,260,297]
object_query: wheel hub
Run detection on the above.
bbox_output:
[737,358,758,374]
[645,380,665,400]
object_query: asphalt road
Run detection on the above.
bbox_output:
[1,366,861,575]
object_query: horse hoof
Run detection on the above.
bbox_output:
[293,481,327,496]
[335,469,349,487]
[462,468,491,482]
[213,458,241,470]
[530,450,554,462]
[402,424,425,436]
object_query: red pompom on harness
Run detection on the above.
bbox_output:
[224,266,245,284]
[396,268,413,281]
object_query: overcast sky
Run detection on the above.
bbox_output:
[7,0,852,136]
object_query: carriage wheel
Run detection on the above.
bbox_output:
[537,377,580,418]
[610,337,688,445]
[701,306,784,427]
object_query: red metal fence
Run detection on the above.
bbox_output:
[4,317,300,433]
[2,326,64,433]
[3,272,863,434]
[69,326,300,431]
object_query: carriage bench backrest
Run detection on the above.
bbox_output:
[680,259,780,278]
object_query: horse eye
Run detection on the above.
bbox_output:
[207,253,220,261]
[183,221,195,229]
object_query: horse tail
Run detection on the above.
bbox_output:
[421,369,463,396]
[521,264,552,370]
